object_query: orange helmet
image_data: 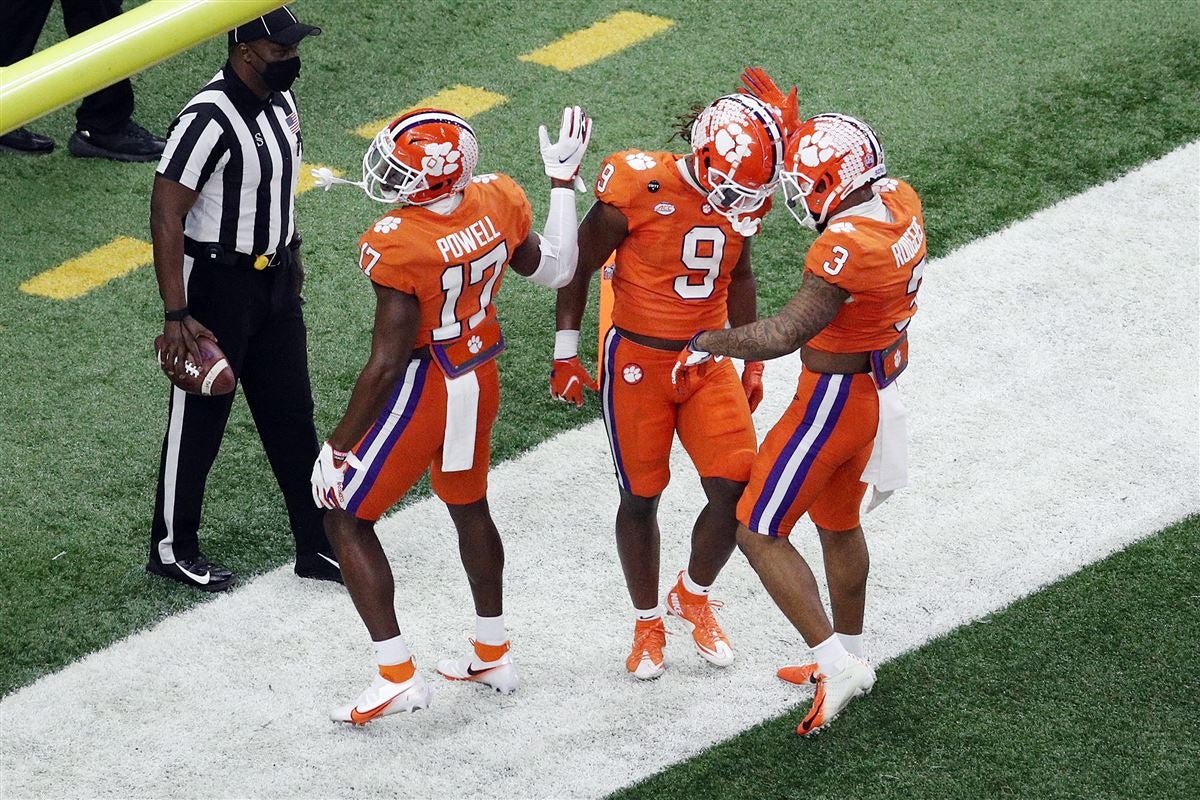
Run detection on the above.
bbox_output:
[781,113,887,229]
[362,108,479,205]
[690,94,785,233]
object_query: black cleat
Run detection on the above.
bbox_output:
[146,553,238,592]
[68,120,165,162]
[295,550,343,584]
[0,127,55,155]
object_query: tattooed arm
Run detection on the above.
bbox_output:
[695,272,848,361]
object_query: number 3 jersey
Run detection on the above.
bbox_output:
[805,178,926,353]
[357,173,533,350]
[594,150,770,340]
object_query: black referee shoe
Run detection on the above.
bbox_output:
[68,120,165,162]
[295,550,343,584]
[146,553,238,592]
[0,127,54,155]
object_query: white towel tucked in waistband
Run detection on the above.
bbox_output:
[442,370,480,472]
[861,381,909,512]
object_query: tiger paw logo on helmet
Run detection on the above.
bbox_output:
[625,152,656,170]
[422,142,461,177]
[622,364,643,384]
[798,130,836,167]
[714,123,754,166]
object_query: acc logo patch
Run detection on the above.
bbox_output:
[622,364,643,384]
[654,202,675,216]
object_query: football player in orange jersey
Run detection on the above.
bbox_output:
[550,93,786,679]
[308,106,591,724]
[674,105,927,735]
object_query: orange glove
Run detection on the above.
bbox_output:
[741,361,764,413]
[549,357,598,407]
[738,66,800,138]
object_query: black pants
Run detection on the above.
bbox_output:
[0,0,133,133]
[150,251,328,565]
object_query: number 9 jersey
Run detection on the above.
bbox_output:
[595,150,771,339]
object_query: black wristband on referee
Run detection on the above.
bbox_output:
[164,306,190,322]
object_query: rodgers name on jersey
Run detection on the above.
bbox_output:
[806,178,926,354]
[595,149,771,340]
[357,173,533,353]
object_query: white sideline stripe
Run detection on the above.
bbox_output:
[3,144,1198,799]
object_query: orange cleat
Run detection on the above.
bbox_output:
[626,617,667,680]
[665,572,734,667]
[777,662,819,686]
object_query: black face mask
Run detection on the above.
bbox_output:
[255,54,301,92]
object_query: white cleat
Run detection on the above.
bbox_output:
[331,670,432,725]
[436,640,521,695]
[795,656,876,737]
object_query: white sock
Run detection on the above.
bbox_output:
[811,634,850,676]
[635,605,663,622]
[681,570,711,596]
[474,614,507,646]
[837,632,865,659]
[373,635,412,667]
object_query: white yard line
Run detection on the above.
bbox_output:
[3,144,1197,800]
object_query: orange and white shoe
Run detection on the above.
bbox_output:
[777,662,819,686]
[436,639,520,695]
[665,572,734,667]
[331,659,432,725]
[795,656,875,737]
[626,617,667,680]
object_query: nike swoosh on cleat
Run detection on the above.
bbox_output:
[317,552,339,568]
[465,664,499,677]
[175,564,210,585]
[800,694,826,735]
[349,697,395,725]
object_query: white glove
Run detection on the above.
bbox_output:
[539,105,592,191]
[311,441,362,509]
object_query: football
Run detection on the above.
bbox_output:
[154,335,236,396]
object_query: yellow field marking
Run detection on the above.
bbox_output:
[354,86,508,139]
[296,162,342,196]
[20,236,153,300]
[519,11,675,71]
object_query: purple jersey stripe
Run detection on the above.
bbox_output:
[763,375,851,536]
[345,359,429,515]
[749,373,832,531]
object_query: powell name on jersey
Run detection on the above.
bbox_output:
[595,149,770,341]
[357,173,533,348]
[805,179,926,353]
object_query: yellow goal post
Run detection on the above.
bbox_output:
[0,0,285,135]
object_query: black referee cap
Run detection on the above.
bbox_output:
[229,6,321,46]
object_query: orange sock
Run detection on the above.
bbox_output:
[378,658,416,684]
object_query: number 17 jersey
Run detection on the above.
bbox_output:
[594,150,770,340]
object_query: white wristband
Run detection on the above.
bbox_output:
[554,329,581,360]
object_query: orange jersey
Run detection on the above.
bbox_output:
[357,173,533,348]
[806,179,926,353]
[594,150,770,340]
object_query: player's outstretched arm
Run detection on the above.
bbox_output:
[697,272,848,361]
[725,241,765,411]
[510,106,592,289]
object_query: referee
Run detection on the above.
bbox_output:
[147,6,340,591]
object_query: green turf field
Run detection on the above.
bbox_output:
[0,0,1197,712]
[616,516,1200,800]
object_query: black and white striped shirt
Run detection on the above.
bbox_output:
[156,65,302,256]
